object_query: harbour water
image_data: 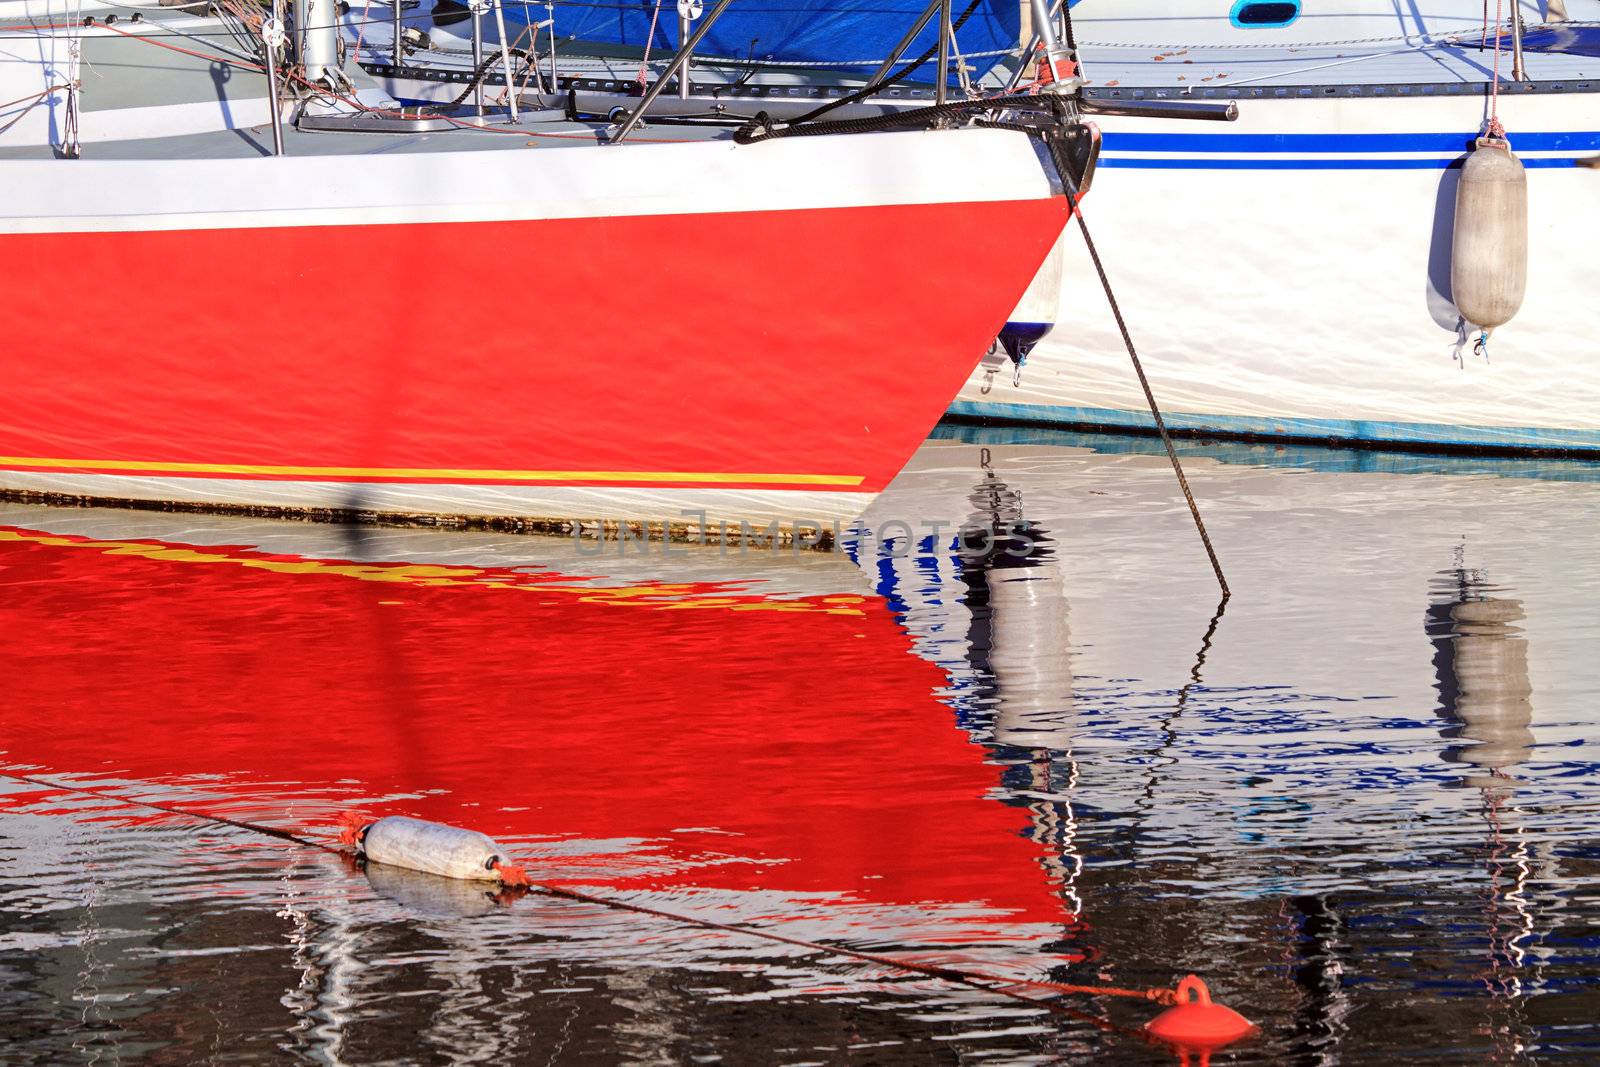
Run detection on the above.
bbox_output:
[3,423,1599,1063]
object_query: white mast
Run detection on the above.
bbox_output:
[297,0,340,86]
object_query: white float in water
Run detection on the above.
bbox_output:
[1451,135,1528,337]
[356,815,509,881]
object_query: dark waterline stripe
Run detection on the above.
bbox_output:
[946,399,1600,454]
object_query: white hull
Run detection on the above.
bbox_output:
[961,77,1600,450]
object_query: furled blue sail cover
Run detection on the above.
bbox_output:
[1521,23,1600,58]
[519,0,1021,78]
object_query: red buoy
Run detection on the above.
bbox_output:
[1144,976,1254,1050]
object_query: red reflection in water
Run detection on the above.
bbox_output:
[0,525,1060,924]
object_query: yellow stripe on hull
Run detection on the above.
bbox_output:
[0,456,864,487]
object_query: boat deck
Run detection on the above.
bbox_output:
[0,109,727,160]
[1072,20,1600,94]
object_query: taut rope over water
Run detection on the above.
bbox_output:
[2,769,1242,1039]
[1059,171,1230,598]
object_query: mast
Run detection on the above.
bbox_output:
[296,0,340,86]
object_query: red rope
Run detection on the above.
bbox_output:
[0,20,84,31]
[492,860,532,886]
[636,0,663,90]
[0,82,72,116]
[99,22,264,72]
[335,810,372,846]
[349,0,374,66]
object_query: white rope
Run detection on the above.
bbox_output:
[63,0,84,155]
[0,17,1017,66]
[64,36,81,153]
[948,15,974,97]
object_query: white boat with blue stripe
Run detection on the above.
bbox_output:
[962,1,1600,454]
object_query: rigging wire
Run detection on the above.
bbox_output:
[73,17,694,142]
[775,0,985,127]
[4,9,1588,48]
[0,11,1030,68]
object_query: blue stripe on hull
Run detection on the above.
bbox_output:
[1101,130,1600,153]
[947,400,1600,455]
[1099,155,1582,170]
[1096,128,1600,169]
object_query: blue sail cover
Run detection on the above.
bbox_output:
[519,0,1022,79]
[1521,23,1600,59]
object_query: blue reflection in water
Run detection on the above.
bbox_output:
[859,430,1600,1062]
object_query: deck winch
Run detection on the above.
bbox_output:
[1451,134,1529,349]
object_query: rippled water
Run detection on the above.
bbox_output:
[3,424,1599,1064]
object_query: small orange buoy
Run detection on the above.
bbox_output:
[1144,976,1254,1049]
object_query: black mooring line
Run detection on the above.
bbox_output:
[1061,177,1231,598]
[0,769,1148,1033]
[0,769,335,850]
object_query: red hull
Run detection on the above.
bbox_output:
[1,199,1066,499]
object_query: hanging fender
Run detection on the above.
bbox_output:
[1451,134,1529,347]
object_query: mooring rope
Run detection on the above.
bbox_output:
[2,768,1177,1023]
[1055,168,1230,598]
[1038,3,1228,596]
